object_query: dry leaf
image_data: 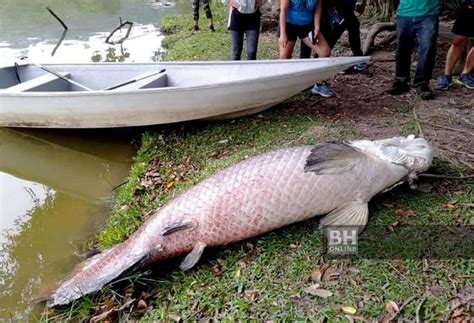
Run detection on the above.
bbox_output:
[321,266,340,281]
[446,203,456,209]
[90,307,117,322]
[310,264,328,282]
[304,285,333,298]
[451,306,464,318]
[342,306,357,315]
[394,209,416,218]
[169,314,182,322]
[165,180,175,189]
[136,299,147,310]
[385,300,399,316]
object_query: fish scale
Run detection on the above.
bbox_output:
[49,137,433,306]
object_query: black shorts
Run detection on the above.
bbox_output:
[280,22,313,42]
[452,3,474,37]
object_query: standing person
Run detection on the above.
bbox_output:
[226,0,262,60]
[386,0,441,100]
[437,0,474,90]
[334,0,367,71]
[193,0,215,32]
[279,0,332,97]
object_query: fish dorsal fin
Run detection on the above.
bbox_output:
[179,241,206,271]
[319,200,369,233]
[304,143,367,175]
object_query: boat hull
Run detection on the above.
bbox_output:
[0,58,368,128]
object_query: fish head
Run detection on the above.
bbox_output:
[350,135,434,172]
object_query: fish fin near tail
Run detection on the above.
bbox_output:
[319,201,369,233]
[304,143,367,175]
[180,241,206,271]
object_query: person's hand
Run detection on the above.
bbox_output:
[279,34,288,48]
[229,0,238,8]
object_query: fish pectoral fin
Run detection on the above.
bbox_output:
[304,143,367,175]
[319,201,369,233]
[161,219,196,236]
[179,241,206,271]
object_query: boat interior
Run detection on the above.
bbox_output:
[0,64,169,92]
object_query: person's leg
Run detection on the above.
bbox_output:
[413,16,438,99]
[300,41,312,58]
[313,32,331,58]
[457,47,474,89]
[202,0,214,31]
[437,36,467,90]
[231,30,244,60]
[414,16,439,86]
[463,47,474,74]
[337,1,363,56]
[387,16,415,95]
[246,29,259,60]
[445,36,468,75]
[192,0,200,30]
[279,41,296,59]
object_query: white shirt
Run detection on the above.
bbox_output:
[222,0,258,14]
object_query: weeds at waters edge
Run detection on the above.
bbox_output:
[45,2,474,321]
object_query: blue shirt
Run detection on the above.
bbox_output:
[287,0,319,26]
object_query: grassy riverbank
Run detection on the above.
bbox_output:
[50,2,473,321]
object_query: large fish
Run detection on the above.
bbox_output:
[49,135,433,306]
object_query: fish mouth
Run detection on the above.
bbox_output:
[373,135,434,172]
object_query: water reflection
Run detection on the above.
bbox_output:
[0,129,134,318]
[0,0,191,64]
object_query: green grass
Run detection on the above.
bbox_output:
[46,3,474,321]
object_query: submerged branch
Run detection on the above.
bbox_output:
[46,7,68,30]
[105,20,134,45]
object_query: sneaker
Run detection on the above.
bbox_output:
[386,79,410,95]
[415,83,434,100]
[436,74,453,91]
[455,73,474,89]
[353,62,368,72]
[209,24,215,32]
[192,24,199,31]
[311,83,334,97]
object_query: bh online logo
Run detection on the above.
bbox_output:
[323,226,359,255]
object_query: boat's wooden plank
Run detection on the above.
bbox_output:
[110,72,167,91]
[2,72,71,92]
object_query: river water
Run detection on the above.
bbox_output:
[0,0,190,318]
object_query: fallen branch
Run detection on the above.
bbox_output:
[415,296,427,323]
[362,22,396,55]
[440,146,474,159]
[46,7,68,30]
[419,120,474,137]
[418,174,474,179]
[105,20,134,45]
[412,106,424,138]
[388,295,416,321]
[51,29,67,57]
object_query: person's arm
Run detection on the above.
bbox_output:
[314,0,323,36]
[279,0,290,48]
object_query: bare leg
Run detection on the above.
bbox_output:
[279,41,296,59]
[462,47,474,74]
[313,33,331,58]
[444,35,468,76]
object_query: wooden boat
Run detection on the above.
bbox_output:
[0,57,368,128]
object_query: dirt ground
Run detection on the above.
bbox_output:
[284,32,473,173]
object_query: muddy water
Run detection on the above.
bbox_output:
[0,129,136,318]
[0,0,192,317]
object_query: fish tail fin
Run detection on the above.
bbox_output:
[48,241,160,307]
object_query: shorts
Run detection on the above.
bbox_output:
[452,3,474,37]
[280,22,313,42]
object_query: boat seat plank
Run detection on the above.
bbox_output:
[3,72,71,92]
[110,72,167,91]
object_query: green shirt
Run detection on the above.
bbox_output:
[397,0,440,17]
